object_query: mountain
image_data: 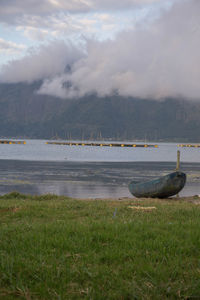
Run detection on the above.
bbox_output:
[0,81,200,142]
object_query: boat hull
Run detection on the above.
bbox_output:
[128,171,186,198]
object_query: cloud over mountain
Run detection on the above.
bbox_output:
[1,0,200,100]
[0,41,84,83]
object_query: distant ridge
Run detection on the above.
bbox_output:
[0,81,200,142]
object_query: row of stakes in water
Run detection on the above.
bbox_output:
[1,140,200,148]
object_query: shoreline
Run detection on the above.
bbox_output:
[68,195,200,203]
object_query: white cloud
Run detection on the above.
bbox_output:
[38,75,68,98]
[0,38,26,53]
[1,0,200,100]
[0,0,174,45]
[0,41,84,82]
[0,0,170,24]
[22,27,49,41]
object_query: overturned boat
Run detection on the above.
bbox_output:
[128,171,186,199]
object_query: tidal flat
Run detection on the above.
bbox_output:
[0,192,200,299]
[0,160,200,198]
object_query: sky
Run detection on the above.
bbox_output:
[0,0,199,100]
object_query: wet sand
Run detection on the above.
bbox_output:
[0,160,200,198]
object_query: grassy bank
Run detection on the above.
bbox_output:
[0,192,200,299]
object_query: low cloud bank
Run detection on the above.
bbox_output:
[1,0,200,100]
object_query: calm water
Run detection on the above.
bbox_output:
[0,139,200,198]
[0,139,200,162]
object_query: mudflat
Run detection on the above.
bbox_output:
[0,159,199,198]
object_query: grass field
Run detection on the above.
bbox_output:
[0,192,200,299]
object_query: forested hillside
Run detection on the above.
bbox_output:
[0,82,200,142]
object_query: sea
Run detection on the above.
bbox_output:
[0,139,200,198]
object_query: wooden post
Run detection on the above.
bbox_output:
[176,150,180,198]
[176,150,180,171]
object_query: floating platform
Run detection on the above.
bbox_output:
[0,140,26,144]
[178,144,200,148]
[46,141,158,148]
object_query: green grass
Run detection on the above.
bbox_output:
[0,192,200,299]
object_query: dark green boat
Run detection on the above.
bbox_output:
[128,171,186,199]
